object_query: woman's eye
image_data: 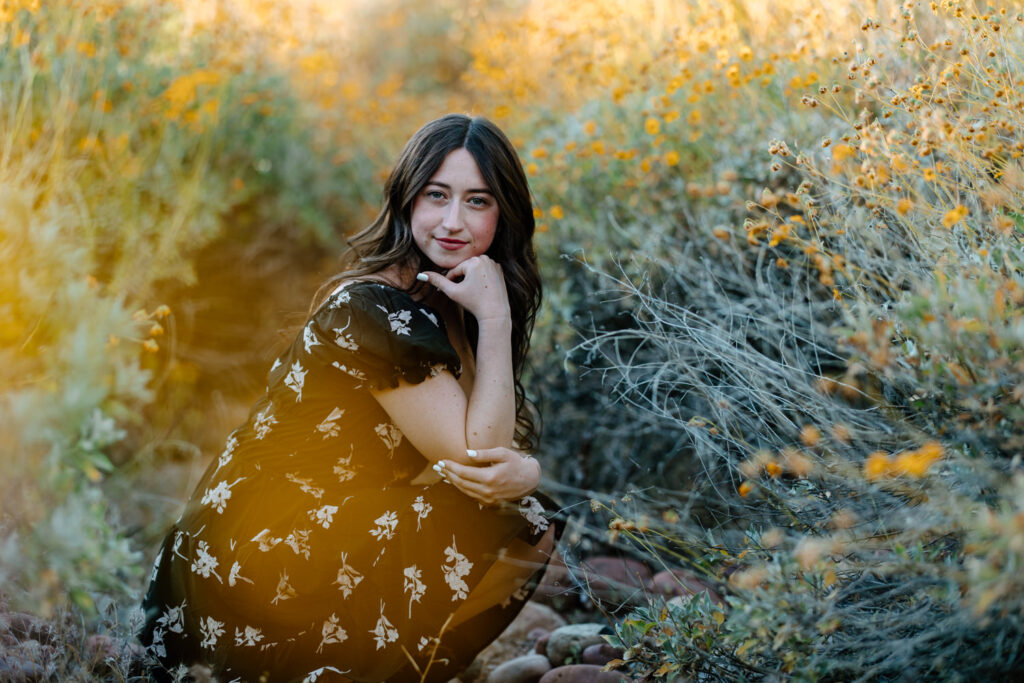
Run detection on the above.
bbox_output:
[426,190,446,201]
[468,196,489,207]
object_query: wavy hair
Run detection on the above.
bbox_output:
[312,114,542,450]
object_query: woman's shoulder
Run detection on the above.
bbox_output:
[320,278,421,313]
[314,278,448,334]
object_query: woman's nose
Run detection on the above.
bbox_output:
[442,201,461,230]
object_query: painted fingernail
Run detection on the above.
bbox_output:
[466,449,478,458]
[416,273,429,282]
[432,462,445,474]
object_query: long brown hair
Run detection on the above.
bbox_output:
[313,114,542,450]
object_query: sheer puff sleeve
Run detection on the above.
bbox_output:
[308,281,462,390]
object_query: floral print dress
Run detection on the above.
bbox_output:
[139,281,558,683]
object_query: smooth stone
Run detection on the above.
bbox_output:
[545,623,610,666]
[465,603,568,681]
[526,627,550,642]
[535,553,571,600]
[579,556,652,600]
[3,612,54,644]
[539,664,629,682]
[651,569,726,606]
[485,653,553,683]
[0,639,49,681]
[533,632,550,657]
[581,642,624,666]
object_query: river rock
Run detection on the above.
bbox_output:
[533,631,550,657]
[464,603,568,681]
[651,569,725,606]
[579,556,651,601]
[535,553,572,600]
[545,623,609,666]
[485,653,553,683]
[539,664,629,682]
[2,612,54,643]
[581,642,623,666]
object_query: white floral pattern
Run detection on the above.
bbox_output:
[252,528,282,552]
[518,496,551,535]
[284,360,307,402]
[334,552,363,598]
[156,601,186,634]
[375,422,402,453]
[215,434,238,472]
[317,613,348,653]
[190,540,222,582]
[303,324,322,354]
[370,602,399,650]
[442,537,473,600]
[420,308,438,326]
[284,529,312,559]
[303,666,349,683]
[199,616,224,649]
[332,360,367,381]
[403,565,426,617]
[308,504,338,529]
[332,317,359,351]
[253,407,277,440]
[234,625,264,647]
[377,304,412,335]
[272,570,297,604]
[412,496,432,530]
[316,407,344,438]
[370,510,398,541]
[200,477,244,514]
[228,562,253,587]
[286,472,324,499]
[333,451,356,483]
[329,288,351,306]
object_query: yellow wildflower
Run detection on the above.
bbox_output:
[800,425,821,447]
[864,451,892,480]
[665,150,680,166]
[942,205,968,228]
[644,117,661,136]
[832,144,856,162]
[549,205,564,220]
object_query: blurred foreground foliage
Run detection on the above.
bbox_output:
[2,0,1024,680]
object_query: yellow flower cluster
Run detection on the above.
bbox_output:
[863,442,945,480]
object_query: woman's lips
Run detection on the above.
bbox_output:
[435,238,468,251]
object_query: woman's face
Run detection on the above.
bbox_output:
[411,148,499,271]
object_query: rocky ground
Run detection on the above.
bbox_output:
[0,554,724,682]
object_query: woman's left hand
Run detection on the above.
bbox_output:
[434,447,541,505]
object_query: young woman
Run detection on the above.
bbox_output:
[139,114,559,682]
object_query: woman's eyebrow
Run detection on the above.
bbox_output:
[425,181,493,195]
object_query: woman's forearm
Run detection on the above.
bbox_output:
[465,316,516,449]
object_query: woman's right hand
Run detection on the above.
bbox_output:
[433,447,541,505]
[417,256,510,323]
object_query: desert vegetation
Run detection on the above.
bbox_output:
[2,0,1023,680]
